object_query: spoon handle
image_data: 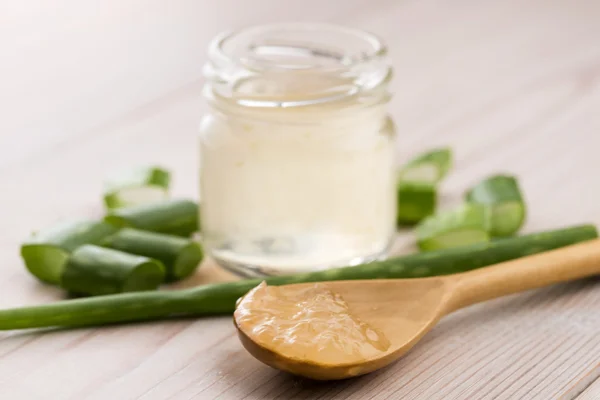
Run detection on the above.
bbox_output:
[447,238,600,311]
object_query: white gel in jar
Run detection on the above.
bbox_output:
[199,23,396,276]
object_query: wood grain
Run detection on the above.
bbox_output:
[0,0,371,169]
[577,376,600,400]
[1,0,600,399]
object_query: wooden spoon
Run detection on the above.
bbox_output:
[234,238,600,380]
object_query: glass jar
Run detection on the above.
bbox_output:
[199,23,396,277]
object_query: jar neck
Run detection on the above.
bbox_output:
[204,83,391,126]
[202,23,392,120]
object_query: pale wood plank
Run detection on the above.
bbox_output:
[1,0,600,399]
[0,0,374,170]
[575,375,600,400]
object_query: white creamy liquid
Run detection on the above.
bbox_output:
[200,76,396,275]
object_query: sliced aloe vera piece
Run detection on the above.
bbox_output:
[105,199,199,237]
[399,147,452,184]
[104,166,171,209]
[20,220,119,284]
[397,182,436,225]
[466,175,526,237]
[397,148,452,225]
[102,228,203,282]
[61,245,165,296]
[416,204,490,251]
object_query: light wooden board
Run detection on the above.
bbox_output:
[1,0,600,399]
[578,377,600,400]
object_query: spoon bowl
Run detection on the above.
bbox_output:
[234,239,600,380]
[235,278,450,380]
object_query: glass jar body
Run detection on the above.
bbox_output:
[199,23,396,276]
[199,103,396,276]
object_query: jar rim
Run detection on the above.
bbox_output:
[209,22,387,72]
[204,23,391,109]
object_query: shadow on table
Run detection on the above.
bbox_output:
[421,275,600,347]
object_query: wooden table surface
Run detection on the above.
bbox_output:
[2,0,600,399]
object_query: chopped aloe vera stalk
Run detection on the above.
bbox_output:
[466,175,526,237]
[396,148,453,225]
[20,221,119,284]
[103,166,171,209]
[104,199,199,237]
[416,204,490,251]
[102,228,203,282]
[61,245,165,296]
[399,147,452,184]
[1,224,596,330]
[397,182,436,225]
